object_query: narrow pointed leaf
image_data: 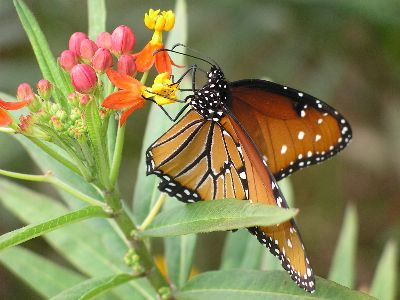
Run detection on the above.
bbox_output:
[0,247,85,299]
[328,204,358,288]
[87,0,106,39]
[50,274,137,300]
[370,240,398,300]
[176,270,376,300]
[13,0,71,105]
[141,199,298,237]
[0,205,108,251]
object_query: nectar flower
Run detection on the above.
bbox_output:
[92,48,113,72]
[96,32,112,49]
[68,32,88,55]
[102,69,144,126]
[111,25,135,56]
[143,72,179,105]
[135,9,177,74]
[59,50,79,72]
[17,83,35,102]
[70,64,98,94]
[36,79,52,100]
[0,98,30,127]
[117,54,136,76]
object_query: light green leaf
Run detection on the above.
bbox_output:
[87,0,106,40]
[328,204,358,288]
[0,247,85,299]
[176,270,376,300]
[132,0,188,223]
[50,274,136,300]
[13,0,71,106]
[220,229,265,270]
[141,199,298,237]
[0,205,108,251]
[370,240,398,300]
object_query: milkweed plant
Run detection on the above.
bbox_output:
[0,1,396,300]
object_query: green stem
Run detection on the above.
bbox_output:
[0,127,16,134]
[139,193,166,231]
[0,169,104,207]
[140,71,149,85]
[110,123,125,186]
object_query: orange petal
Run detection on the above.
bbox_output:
[0,99,30,110]
[106,68,142,91]
[0,109,12,126]
[119,100,145,126]
[135,42,162,73]
[155,51,172,75]
[102,90,143,109]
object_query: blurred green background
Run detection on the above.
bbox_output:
[0,0,399,298]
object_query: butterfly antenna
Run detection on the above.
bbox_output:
[154,47,215,67]
[172,43,220,68]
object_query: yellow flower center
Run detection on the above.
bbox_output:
[144,9,175,44]
[142,72,179,105]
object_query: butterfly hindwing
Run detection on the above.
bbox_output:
[229,79,352,180]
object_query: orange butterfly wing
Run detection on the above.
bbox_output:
[229,79,352,180]
[146,109,315,292]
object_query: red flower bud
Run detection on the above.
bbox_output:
[117,54,136,76]
[92,48,113,72]
[17,83,34,102]
[79,39,98,61]
[96,32,112,49]
[36,79,52,100]
[70,64,98,94]
[111,25,135,55]
[59,50,78,72]
[68,32,88,55]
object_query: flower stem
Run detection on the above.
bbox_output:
[110,123,125,186]
[139,193,166,231]
[0,127,16,134]
[140,71,149,84]
[0,169,104,207]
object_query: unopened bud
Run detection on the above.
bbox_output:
[17,83,34,102]
[117,54,136,76]
[68,32,88,55]
[79,39,98,61]
[80,94,91,105]
[111,25,135,55]
[96,32,112,49]
[50,115,63,131]
[92,48,113,72]
[59,50,78,72]
[70,64,98,94]
[36,79,52,100]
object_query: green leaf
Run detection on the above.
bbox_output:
[220,229,265,270]
[13,0,71,106]
[50,274,136,300]
[0,247,85,299]
[85,99,110,189]
[328,204,358,288]
[0,178,156,300]
[176,270,376,300]
[141,199,298,237]
[132,0,188,223]
[0,205,108,251]
[370,240,398,300]
[87,0,106,40]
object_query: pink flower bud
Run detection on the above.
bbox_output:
[59,50,78,72]
[111,25,135,55]
[96,32,112,49]
[80,94,90,105]
[17,83,34,102]
[70,64,98,94]
[36,79,52,100]
[68,32,88,55]
[79,39,98,61]
[92,48,113,72]
[117,54,136,76]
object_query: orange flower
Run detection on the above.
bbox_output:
[135,9,177,74]
[102,69,145,126]
[0,99,29,127]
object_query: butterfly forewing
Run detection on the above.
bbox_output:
[229,79,352,180]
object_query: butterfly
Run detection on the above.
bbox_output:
[145,53,352,293]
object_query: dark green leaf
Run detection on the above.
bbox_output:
[176,270,376,300]
[370,240,398,300]
[328,204,358,288]
[141,199,298,237]
[50,273,136,300]
[0,247,85,299]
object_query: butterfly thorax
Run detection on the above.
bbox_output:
[190,66,230,122]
